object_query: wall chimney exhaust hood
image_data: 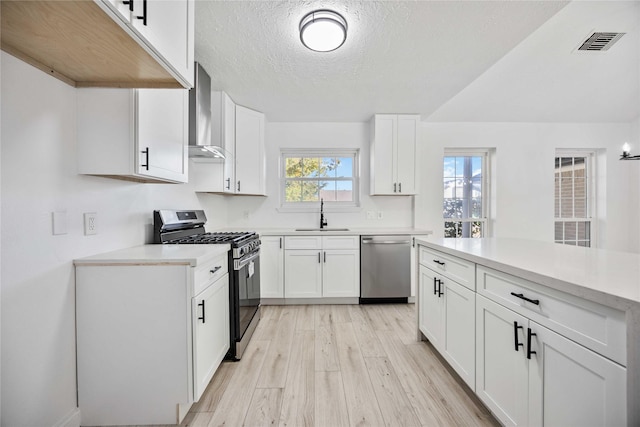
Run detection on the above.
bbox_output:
[189,63,226,159]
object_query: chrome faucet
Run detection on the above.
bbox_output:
[320,198,328,229]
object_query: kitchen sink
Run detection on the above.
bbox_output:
[295,228,350,232]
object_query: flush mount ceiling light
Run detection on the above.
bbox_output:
[299,10,347,52]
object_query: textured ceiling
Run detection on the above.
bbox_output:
[195,1,570,122]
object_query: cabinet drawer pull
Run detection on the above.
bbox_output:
[210,266,222,275]
[527,328,537,359]
[510,292,540,305]
[432,259,445,266]
[136,0,147,25]
[198,300,205,323]
[141,147,149,170]
[513,321,524,352]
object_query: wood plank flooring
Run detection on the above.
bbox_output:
[182,304,498,427]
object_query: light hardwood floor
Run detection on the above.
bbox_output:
[181,304,498,427]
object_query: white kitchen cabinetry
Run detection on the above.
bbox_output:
[234,105,266,195]
[418,264,475,389]
[284,235,359,298]
[410,235,429,299]
[476,294,626,427]
[75,249,229,426]
[2,0,193,88]
[370,114,419,195]
[260,236,285,298]
[77,88,188,183]
[192,273,230,400]
[100,0,194,87]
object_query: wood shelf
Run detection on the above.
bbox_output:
[1,0,183,88]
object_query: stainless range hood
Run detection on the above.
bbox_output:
[188,63,226,159]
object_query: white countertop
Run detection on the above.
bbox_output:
[416,237,640,311]
[74,244,230,267]
[256,227,433,236]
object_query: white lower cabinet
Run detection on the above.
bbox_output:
[476,294,626,427]
[75,253,229,426]
[284,235,360,298]
[418,265,475,389]
[192,274,230,400]
[259,236,284,298]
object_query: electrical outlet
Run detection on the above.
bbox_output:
[84,212,97,235]
[377,211,384,220]
[366,211,375,220]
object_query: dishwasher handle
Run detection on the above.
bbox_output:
[362,238,411,245]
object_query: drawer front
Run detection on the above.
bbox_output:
[194,253,228,295]
[419,246,475,290]
[285,236,322,250]
[322,235,359,249]
[477,266,626,366]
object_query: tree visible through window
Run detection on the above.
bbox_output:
[443,153,487,238]
[554,153,593,247]
[282,151,358,205]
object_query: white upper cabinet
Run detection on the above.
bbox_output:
[127,0,194,87]
[77,88,189,183]
[1,1,193,88]
[370,114,419,195]
[234,105,266,195]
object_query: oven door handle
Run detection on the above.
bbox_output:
[234,249,260,270]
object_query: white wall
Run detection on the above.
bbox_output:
[415,122,640,253]
[217,122,415,229]
[0,53,227,427]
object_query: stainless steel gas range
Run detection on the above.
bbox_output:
[153,209,260,360]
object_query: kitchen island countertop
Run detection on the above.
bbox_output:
[73,244,230,267]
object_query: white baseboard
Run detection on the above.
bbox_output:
[53,408,81,427]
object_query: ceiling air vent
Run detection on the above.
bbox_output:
[578,32,625,51]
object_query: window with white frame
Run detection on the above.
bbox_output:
[443,150,489,238]
[554,151,595,247]
[281,149,359,207]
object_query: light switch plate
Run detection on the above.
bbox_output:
[377,211,384,220]
[52,211,68,235]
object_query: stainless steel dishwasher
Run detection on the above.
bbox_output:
[360,235,411,303]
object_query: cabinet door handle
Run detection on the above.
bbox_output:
[318,252,321,263]
[433,277,438,295]
[279,237,282,249]
[136,0,147,25]
[324,251,326,263]
[394,182,397,193]
[141,147,149,170]
[122,0,134,11]
[226,178,231,190]
[210,266,222,275]
[527,328,537,359]
[198,300,205,323]
[399,182,402,193]
[437,279,444,297]
[432,259,445,266]
[510,292,540,305]
[513,321,524,352]
[237,181,241,192]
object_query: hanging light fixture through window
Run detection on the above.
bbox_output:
[299,10,347,52]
